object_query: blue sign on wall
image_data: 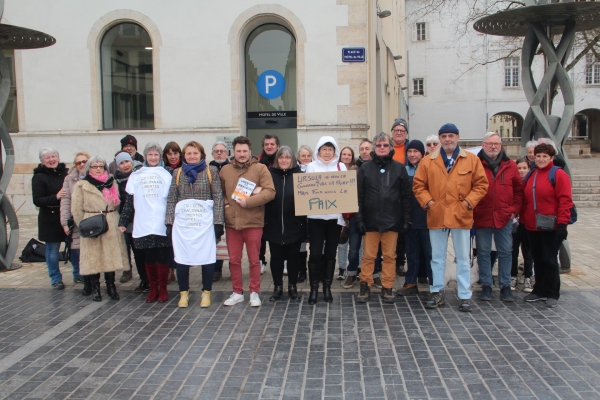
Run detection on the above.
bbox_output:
[342,47,366,62]
[257,70,286,99]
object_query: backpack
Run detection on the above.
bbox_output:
[19,238,67,263]
[524,166,577,224]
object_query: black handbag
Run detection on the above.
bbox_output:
[79,208,110,238]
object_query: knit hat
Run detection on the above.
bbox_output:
[115,152,133,166]
[391,118,408,132]
[120,134,138,150]
[438,123,459,135]
[406,140,425,157]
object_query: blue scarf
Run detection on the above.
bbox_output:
[182,159,207,184]
[440,145,460,173]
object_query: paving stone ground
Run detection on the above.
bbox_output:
[0,156,598,399]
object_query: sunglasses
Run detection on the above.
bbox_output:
[375,143,390,148]
[75,160,88,166]
[426,143,438,147]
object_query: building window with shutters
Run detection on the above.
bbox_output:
[413,78,424,96]
[504,57,519,87]
[586,53,600,85]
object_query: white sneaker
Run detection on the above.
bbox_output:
[261,261,266,275]
[283,261,288,276]
[250,292,261,307]
[523,278,533,293]
[510,276,518,291]
[223,292,244,306]
[491,263,498,277]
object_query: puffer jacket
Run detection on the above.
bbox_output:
[60,168,83,249]
[219,157,275,230]
[413,147,488,229]
[474,151,523,229]
[356,151,412,232]
[263,166,307,244]
[32,163,68,242]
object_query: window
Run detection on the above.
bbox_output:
[1,50,18,132]
[413,78,424,95]
[413,22,428,41]
[504,58,519,87]
[586,53,600,85]
[100,23,154,129]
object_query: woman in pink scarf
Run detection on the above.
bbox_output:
[72,156,129,301]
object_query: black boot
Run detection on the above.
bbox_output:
[323,260,335,303]
[288,284,298,300]
[297,252,308,283]
[269,286,283,301]
[308,261,320,305]
[81,275,92,296]
[104,272,120,300]
[91,274,102,302]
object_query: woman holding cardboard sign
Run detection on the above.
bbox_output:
[305,136,347,305]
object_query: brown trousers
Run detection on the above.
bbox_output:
[360,231,399,289]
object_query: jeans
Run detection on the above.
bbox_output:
[429,228,472,299]
[405,228,432,285]
[227,227,263,294]
[527,230,561,300]
[70,249,83,280]
[45,241,62,285]
[308,219,342,265]
[476,221,513,289]
[347,217,362,275]
[337,241,348,270]
[176,263,215,292]
[269,241,301,286]
[360,231,398,289]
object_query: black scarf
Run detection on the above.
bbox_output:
[114,168,133,183]
[481,150,503,177]
[259,151,276,167]
[371,151,395,168]
[84,174,115,193]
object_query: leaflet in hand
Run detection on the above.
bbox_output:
[232,178,257,201]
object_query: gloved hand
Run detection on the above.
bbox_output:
[214,224,224,242]
[400,222,412,235]
[356,221,366,236]
[555,224,568,242]
[165,224,172,237]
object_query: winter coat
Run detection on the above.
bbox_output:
[405,162,428,230]
[305,136,347,223]
[474,151,524,229]
[164,161,182,175]
[71,179,128,274]
[209,159,230,173]
[60,168,83,249]
[165,165,225,226]
[413,147,489,230]
[520,161,573,231]
[32,163,68,242]
[219,158,275,230]
[263,166,307,244]
[356,151,412,233]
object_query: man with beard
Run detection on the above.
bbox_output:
[210,141,231,282]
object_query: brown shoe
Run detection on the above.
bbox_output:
[167,268,176,284]
[119,270,132,283]
[343,275,358,289]
[373,277,383,289]
[397,283,418,296]
[381,288,394,303]
[357,282,370,303]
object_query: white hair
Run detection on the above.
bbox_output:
[525,140,538,150]
[39,147,59,162]
[425,135,440,144]
[483,132,501,142]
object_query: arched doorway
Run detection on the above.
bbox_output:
[245,24,297,155]
[573,108,600,152]
[489,112,523,138]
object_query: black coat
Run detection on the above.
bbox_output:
[356,152,412,233]
[32,163,68,242]
[263,166,307,245]
[209,159,230,173]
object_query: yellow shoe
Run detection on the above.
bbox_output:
[178,291,189,308]
[200,290,211,308]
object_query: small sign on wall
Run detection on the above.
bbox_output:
[293,170,358,216]
[342,47,366,62]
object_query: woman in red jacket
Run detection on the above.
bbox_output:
[520,143,573,308]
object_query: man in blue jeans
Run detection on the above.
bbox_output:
[474,132,523,302]
[413,123,488,312]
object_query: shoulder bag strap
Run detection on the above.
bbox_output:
[176,168,182,186]
[532,171,538,213]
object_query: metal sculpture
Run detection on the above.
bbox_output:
[474,1,600,178]
[0,1,55,270]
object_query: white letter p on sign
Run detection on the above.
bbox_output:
[265,75,276,94]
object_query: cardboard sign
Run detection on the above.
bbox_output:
[293,170,358,216]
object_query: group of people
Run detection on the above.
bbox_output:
[31,118,573,310]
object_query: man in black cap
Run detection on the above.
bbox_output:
[109,135,145,174]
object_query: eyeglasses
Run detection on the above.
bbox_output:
[392,129,407,134]
[75,160,88,166]
[375,143,390,148]
[483,142,502,148]
[90,165,105,170]
[426,143,438,147]
[213,150,228,154]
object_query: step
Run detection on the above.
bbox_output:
[573,181,600,188]
[574,200,600,208]
[572,187,600,194]
[572,194,600,201]
[572,175,600,181]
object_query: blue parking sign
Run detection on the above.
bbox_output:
[257,70,286,99]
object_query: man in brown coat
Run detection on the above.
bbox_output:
[219,136,275,307]
[413,123,488,312]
